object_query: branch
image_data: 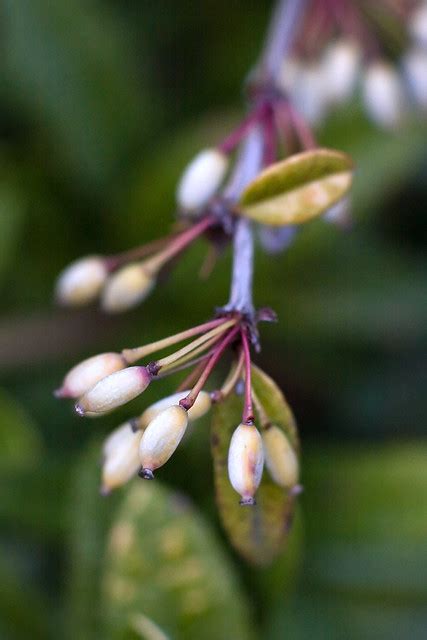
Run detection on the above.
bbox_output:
[223,0,309,318]
[222,127,264,316]
[258,0,308,83]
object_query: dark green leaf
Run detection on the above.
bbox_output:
[211,365,299,566]
[102,481,254,640]
[0,388,43,470]
[67,440,122,640]
[3,0,145,191]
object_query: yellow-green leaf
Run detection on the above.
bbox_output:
[251,364,299,451]
[102,481,254,640]
[211,365,299,566]
[238,148,353,226]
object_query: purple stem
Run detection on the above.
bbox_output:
[218,104,267,155]
[223,1,309,318]
[258,0,308,83]
[180,325,241,409]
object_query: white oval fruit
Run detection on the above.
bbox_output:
[291,63,328,125]
[103,422,134,458]
[323,196,351,228]
[278,56,301,94]
[56,256,107,306]
[262,425,299,489]
[227,423,264,505]
[139,405,188,476]
[75,366,151,415]
[322,39,361,104]
[55,352,126,399]
[135,390,211,429]
[363,61,405,128]
[177,148,228,212]
[410,2,427,48]
[101,263,155,313]
[101,424,142,493]
[403,48,427,109]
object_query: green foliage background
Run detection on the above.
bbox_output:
[0,1,426,638]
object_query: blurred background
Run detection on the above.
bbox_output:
[0,1,426,638]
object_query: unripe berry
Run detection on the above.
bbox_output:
[56,256,108,306]
[101,423,142,493]
[262,425,299,489]
[322,39,361,104]
[103,421,134,458]
[403,48,427,109]
[135,390,211,429]
[258,225,297,254]
[278,56,301,94]
[55,352,126,399]
[227,423,264,505]
[363,61,405,129]
[410,2,427,48]
[176,148,228,212]
[101,263,155,313]
[323,197,351,228]
[75,366,151,416]
[291,64,328,125]
[138,405,188,477]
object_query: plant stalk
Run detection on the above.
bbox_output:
[223,0,309,318]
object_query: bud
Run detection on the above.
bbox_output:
[410,2,427,48]
[75,366,151,416]
[101,263,155,313]
[103,421,139,458]
[134,390,211,430]
[138,405,188,477]
[258,225,297,254]
[291,64,328,125]
[403,48,427,109]
[55,352,126,399]
[227,423,264,505]
[56,256,108,306]
[363,61,405,128]
[322,39,361,104]
[323,197,352,228]
[278,56,301,94]
[176,148,228,212]
[262,426,299,489]
[101,423,142,493]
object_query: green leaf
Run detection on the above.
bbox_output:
[211,365,299,566]
[265,444,427,640]
[128,612,171,640]
[102,481,254,640]
[67,440,122,640]
[0,178,27,286]
[238,148,353,226]
[3,0,146,191]
[0,388,43,470]
[251,364,299,450]
[0,553,50,640]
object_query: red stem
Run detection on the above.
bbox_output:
[262,107,277,167]
[148,214,215,269]
[176,358,209,392]
[330,0,380,57]
[180,325,240,409]
[104,232,179,272]
[274,103,296,155]
[282,101,316,150]
[218,104,267,155]
[241,328,254,424]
